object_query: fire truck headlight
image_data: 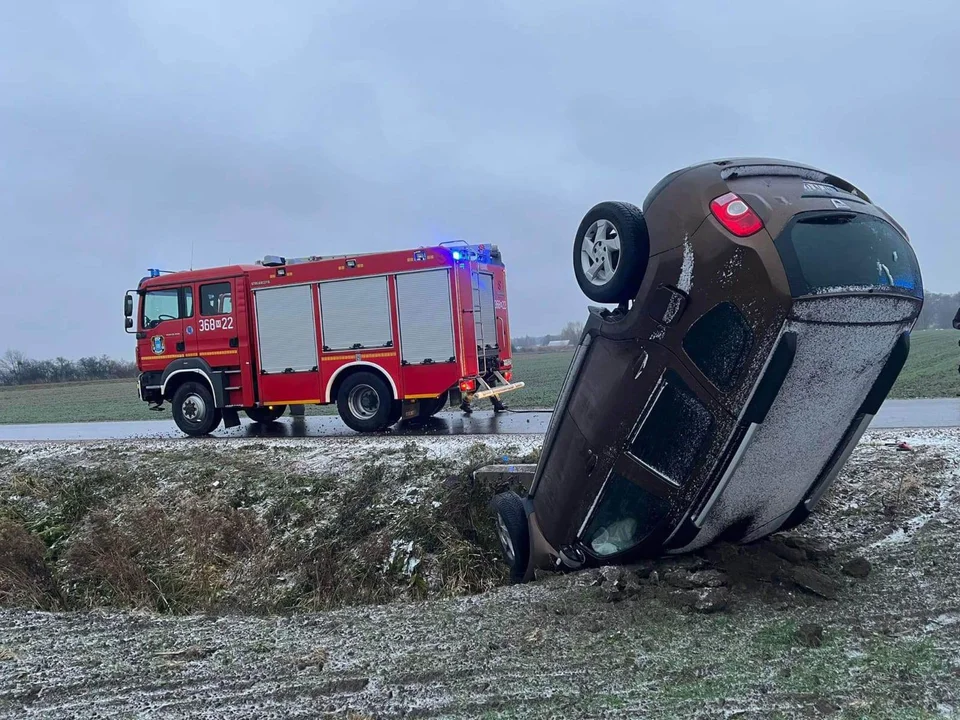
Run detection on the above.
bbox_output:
[452,251,461,261]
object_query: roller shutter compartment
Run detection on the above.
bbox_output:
[255,285,318,374]
[396,269,456,365]
[319,277,393,351]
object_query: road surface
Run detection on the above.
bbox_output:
[0,399,957,442]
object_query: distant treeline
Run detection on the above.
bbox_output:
[512,321,584,351]
[917,292,960,330]
[2,293,957,385]
[0,350,137,387]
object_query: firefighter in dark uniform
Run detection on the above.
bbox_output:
[460,371,508,414]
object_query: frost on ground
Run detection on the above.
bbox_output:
[1,430,960,719]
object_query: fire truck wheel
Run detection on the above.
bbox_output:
[172,381,222,436]
[245,405,287,424]
[573,201,649,304]
[337,372,394,433]
[489,491,530,584]
[419,391,449,418]
[387,401,403,427]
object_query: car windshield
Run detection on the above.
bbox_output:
[774,212,922,298]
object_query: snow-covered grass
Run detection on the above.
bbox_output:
[1,430,959,718]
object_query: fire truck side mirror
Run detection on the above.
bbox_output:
[125,317,133,330]
[124,294,133,318]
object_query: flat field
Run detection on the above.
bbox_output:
[1,329,957,425]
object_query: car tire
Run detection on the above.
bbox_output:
[244,405,287,424]
[489,491,530,584]
[337,372,393,433]
[172,381,221,437]
[573,201,650,304]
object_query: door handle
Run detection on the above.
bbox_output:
[176,342,185,352]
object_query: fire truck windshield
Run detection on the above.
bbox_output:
[142,288,181,329]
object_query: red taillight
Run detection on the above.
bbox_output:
[710,192,763,237]
[459,379,476,393]
[503,370,513,382]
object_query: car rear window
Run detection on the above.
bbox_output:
[774,212,922,298]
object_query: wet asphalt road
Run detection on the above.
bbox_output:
[0,399,958,442]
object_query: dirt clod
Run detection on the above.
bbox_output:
[688,569,728,588]
[783,535,836,561]
[770,537,808,564]
[679,587,729,613]
[664,570,696,589]
[842,556,872,579]
[790,567,840,599]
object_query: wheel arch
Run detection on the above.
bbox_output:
[160,358,226,407]
[325,362,398,404]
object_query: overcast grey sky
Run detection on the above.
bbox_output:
[1,1,958,359]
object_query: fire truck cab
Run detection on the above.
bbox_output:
[124,244,523,436]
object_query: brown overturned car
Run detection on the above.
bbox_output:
[491,157,924,582]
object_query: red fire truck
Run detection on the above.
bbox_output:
[123,243,523,436]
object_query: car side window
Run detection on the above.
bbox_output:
[629,370,715,487]
[683,302,753,392]
[584,472,671,557]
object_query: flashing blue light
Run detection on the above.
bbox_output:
[452,251,461,261]
[148,268,161,278]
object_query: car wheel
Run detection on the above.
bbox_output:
[244,405,287,424]
[172,381,221,436]
[573,201,650,304]
[489,491,530,584]
[337,371,393,433]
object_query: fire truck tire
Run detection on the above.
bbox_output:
[336,372,394,433]
[573,201,649,304]
[387,401,403,427]
[420,391,449,418]
[172,381,222,436]
[244,405,287,424]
